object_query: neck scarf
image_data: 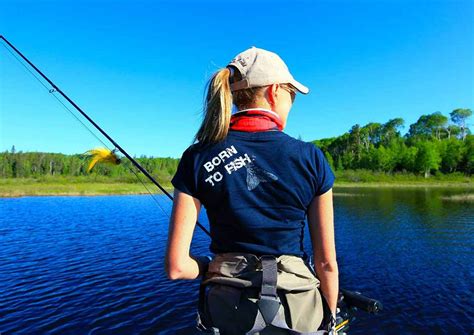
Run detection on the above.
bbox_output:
[229,108,283,132]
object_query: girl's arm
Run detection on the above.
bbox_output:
[165,189,202,280]
[307,188,339,314]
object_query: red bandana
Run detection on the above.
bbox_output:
[229,109,283,132]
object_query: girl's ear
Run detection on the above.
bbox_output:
[267,84,278,108]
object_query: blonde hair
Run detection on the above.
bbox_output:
[195,68,265,144]
[195,68,233,144]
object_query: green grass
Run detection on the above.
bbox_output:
[334,170,473,187]
[0,176,171,197]
[1,172,473,197]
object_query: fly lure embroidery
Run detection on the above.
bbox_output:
[245,156,278,191]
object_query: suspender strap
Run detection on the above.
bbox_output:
[260,255,278,297]
[248,255,329,335]
[257,255,281,324]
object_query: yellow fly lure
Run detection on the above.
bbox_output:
[85,148,121,172]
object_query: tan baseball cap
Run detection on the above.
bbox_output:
[227,46,309,94]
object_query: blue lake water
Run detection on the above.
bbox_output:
[0,187,473,334]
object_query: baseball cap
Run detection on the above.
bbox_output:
[227,47,309,94]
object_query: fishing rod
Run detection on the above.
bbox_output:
[0,35,210,237]
[2,36,383,333]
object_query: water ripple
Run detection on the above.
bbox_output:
[0,191,472,334]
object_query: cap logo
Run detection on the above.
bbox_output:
[232,56,247,67]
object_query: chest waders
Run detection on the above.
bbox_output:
[196,255,333,335]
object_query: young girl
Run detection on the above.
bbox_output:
[166,47,338,334]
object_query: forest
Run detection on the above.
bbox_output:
[1,108,472,182]
[313,108,472,177]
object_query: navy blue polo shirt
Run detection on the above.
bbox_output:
[171,130,335,258]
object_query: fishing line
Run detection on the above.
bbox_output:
[1,39,172,219]
[128,166,171,217]
[1,35,210,236]
[1,43,110,149]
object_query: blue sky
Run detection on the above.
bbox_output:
[1,0,472,158]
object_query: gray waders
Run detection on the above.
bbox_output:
[196,254,332,335]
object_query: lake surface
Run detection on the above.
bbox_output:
[0,187,473,334]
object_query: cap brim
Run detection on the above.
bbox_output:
[290,80,310,94]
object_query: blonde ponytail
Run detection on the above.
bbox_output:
[195,68,233,144]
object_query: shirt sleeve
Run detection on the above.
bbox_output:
[312,145,336,196]
[171,147,198,197]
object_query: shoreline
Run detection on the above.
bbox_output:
[334,182,474,188]
[0,180,171,198]
[1,180,472,198]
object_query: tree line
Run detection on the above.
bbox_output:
[1,108,472,180]
[0,149,180,183]
[313,108,473,177]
